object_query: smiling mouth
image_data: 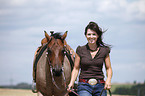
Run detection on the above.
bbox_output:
[89,39,95,43]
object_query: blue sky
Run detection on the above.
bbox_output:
[0,0,145,85]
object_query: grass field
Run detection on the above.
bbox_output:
[0,88,135,96]
[110,83,135,93]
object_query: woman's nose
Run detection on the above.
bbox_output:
[90,34,93,38]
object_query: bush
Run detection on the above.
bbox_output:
[113,83,145,95]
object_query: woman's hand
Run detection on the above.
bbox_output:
[104,79,111,90]
[67,83,74,92]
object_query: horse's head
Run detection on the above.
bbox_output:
[45,31,67,76]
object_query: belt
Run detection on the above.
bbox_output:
[79,79,105,85]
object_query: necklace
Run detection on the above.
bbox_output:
[87,44,98,52]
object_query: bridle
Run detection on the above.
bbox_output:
[46,37,69,90]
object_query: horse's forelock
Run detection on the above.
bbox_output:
[51,32,65,44]
[51,32,62,40]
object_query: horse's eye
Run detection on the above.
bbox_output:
[47,48,52,54]
[62,49,65,54]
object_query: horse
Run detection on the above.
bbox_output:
[35,31,74,96]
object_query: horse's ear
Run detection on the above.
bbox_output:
[61,31,68,40]
[41,38,48,45]
[44,30,51,40]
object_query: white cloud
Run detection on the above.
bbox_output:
[94,0,145,21]
[126,0,145,21]
[9,0,27,6]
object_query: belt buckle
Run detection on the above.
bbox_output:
[88,79,97,85]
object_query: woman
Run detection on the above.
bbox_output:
[68,21,112,96]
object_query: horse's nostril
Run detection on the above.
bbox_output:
[52,67,62,76]
[53,68,62,73]
[52,68,55,72]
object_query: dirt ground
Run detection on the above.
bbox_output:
[0,88,135,96]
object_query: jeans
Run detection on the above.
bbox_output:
[77,82,107,96]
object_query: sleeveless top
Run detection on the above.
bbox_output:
[76,44,110,80]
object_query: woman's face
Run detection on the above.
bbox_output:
[86,29,98,44]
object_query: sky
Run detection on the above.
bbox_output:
[0,0,145,85]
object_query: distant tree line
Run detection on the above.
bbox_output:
[0,82,31,89]
[113,83,145,95]
[1,82,145,96]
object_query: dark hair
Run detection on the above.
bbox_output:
[51,32,62,39]
[85,21,111,49]
[51,32,64,43]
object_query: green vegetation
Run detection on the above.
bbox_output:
[111,83,145,95]
[0,82,32,89]
[111,83,135,93]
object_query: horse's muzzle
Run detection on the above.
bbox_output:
[52,65,62,76]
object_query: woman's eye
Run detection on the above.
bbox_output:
[87,34,91,35]
[93,34,96,35]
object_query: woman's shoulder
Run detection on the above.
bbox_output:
[77,44,86,48]
[99,46,110,53]
[76,44,87,54]
[76,44,87,50]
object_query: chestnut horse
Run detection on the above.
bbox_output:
[36,31,74,96]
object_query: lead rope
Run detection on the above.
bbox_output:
[62,66,66,87]
[50,65,62,90]
[100,89,112,96]
[70,89,80,96]
[46,51,61,90]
